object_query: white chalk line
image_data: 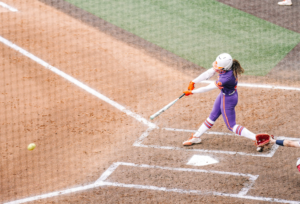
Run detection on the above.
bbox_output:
[133,126,156,146]
[96,162,299,203]
[163,127,235,135]
[134,128,281,157]
[4,162,257,204]
[0,1,17,12]
[98,181,300,204]
[203,80,300,91]
[6,161,298,204]
[136,143,279,157]
[107,162,258,179]
[276,136,300,141]
[95,162,120,183]
[0,35,156,129]
[4,182,106,204]
[106,162,258,197]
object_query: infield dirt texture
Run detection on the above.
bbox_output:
[1,0,300,203]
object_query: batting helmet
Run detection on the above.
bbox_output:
[213,53,233,72]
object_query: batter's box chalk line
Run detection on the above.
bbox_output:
[6,162,300,204]
[133,127,300,158]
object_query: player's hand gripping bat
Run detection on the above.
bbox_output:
[150,93,185,120]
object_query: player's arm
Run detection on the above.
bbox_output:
[270,138,300,148]
[188,68,216,90]
[184,82,217,96]
[284,140,300,147]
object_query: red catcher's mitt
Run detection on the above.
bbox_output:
[255,133,273,147]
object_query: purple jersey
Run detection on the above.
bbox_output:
[215,70,237,95]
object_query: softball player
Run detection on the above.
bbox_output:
[270,138,300,172]
[183,53,270,152]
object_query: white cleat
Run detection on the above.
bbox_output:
[278,0,292,5]
[257,146,264,152]
[183,135,201,146]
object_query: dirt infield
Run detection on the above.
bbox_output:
[1,0,300,203]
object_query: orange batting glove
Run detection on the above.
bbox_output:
[183,90,193,96]
[188,81,195,91]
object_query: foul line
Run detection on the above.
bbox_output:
[0,35,156,129]
[0,1,18,12]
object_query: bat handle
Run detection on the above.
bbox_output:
[179,93,185,99]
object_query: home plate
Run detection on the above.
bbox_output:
[187,155,219,166]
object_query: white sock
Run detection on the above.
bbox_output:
[194,118,215,137]
[233,125,255,140]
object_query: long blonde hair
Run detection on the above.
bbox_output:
[231,59,244,78]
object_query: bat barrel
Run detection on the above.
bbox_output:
[150,94,184,120]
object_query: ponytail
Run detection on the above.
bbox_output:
[231,59,244,78]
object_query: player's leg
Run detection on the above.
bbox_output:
[220,92,263,151]
[194,96,222,137]
[232,125,255,140]
[183,93,222,146]
[233,127,266,152]
[232,123,262,151]
[220,92,258,140]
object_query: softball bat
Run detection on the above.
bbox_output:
[150,93,185,120]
